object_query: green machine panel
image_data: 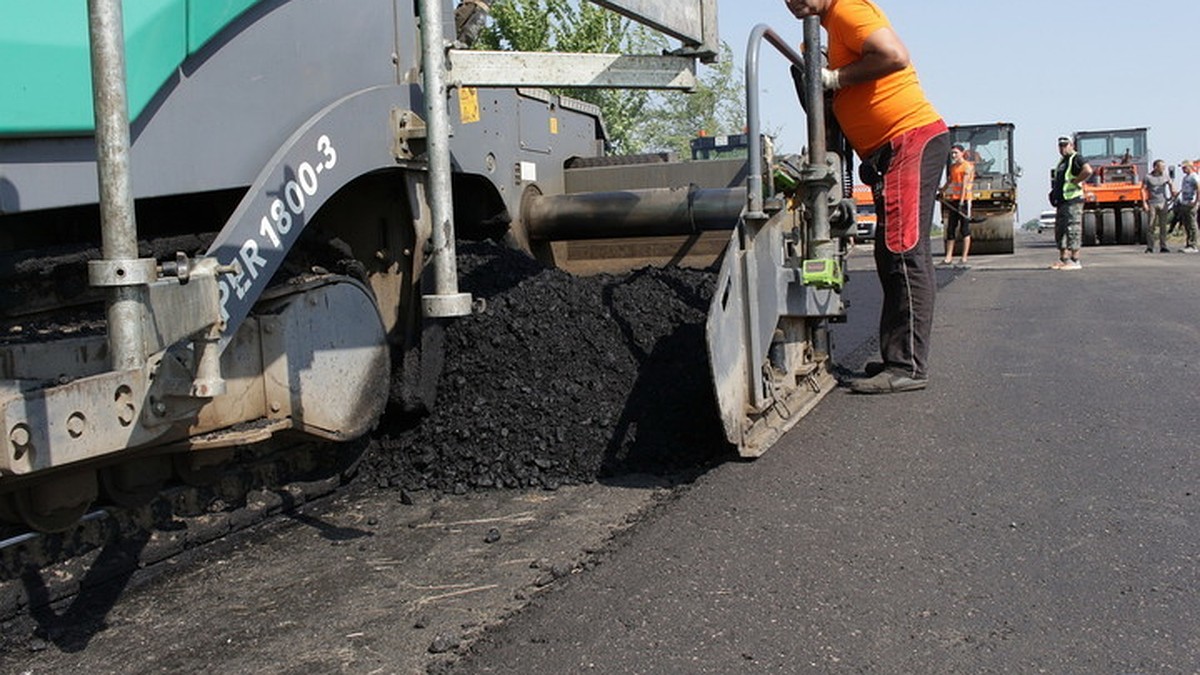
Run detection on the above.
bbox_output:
[187,0,260,50]
[0,0,262,136]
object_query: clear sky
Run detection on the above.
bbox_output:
[714,0,1200,223]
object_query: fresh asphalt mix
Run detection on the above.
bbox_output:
[455,233,1200,673]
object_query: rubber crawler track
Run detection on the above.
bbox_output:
[0,439,361,622]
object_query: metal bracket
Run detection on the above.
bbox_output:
[392,108,427,161]
[141,256,225,357]
[587,0,719,59]
[422,291,474,318]
[447,50,698,91]
[87,257,158,287]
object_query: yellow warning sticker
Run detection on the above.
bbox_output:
[550,117,559,135]
[459,87,480,124]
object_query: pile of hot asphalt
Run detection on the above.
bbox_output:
[358,240,734,493]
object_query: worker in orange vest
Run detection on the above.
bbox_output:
[784,0,947,394]
[941,144,975,266]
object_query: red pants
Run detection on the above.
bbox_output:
[861,120,949,378]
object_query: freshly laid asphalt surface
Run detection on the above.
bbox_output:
[455,233,1200,673]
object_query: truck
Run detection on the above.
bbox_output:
[690,132,750,161]
[1037,210,1056,234]
[1072,127,1149,246]
[0,2,851,532]
[944,122,1018,255]
[852,184,876,241]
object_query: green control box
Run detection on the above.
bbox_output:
[802,259,843,289]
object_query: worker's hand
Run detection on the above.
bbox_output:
[820,67,842,90]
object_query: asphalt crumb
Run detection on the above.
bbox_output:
[357,239,735,493]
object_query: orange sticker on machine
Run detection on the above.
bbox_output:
[459,87,480,124]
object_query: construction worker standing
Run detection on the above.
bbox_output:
[1178,161,1198,253]
[941,144,975,266]
[1142,159,1177,253]
[1049,136,1093,269]
[782,0,948,394]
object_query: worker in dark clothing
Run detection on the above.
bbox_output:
[1048,136,1093,269]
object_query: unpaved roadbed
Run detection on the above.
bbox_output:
[1,475,685,674]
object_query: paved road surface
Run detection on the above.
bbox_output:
[455,234,1200,673]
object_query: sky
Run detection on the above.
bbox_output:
[712,0,1200,224]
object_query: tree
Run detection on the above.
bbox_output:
[479,0,655,154]
[632,42,746,158]
[477,0,745,156]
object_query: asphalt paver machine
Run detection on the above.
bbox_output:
[0,0,850,531]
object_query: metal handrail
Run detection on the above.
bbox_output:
[744,22,807,220]
[744,18,833,258]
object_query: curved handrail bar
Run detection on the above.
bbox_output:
[744,22,808,219]
[739,18,825,227]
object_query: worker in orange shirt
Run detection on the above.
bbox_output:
[941,144,975,266]
[784,0,948,394]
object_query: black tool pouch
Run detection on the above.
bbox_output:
[859,144,891,187]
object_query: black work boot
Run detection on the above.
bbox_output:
[849,369,928,394]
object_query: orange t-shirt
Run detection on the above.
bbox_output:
[944,161,974,200]
[823,0,942,156]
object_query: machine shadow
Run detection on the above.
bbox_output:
[597,268,736,486]
[21,527,150,653]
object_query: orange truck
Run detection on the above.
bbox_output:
[852,184,876,241]
[1072,127,1149,245]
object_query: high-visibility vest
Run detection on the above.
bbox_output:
[945,161,974,200]
[1062,153,1083,201]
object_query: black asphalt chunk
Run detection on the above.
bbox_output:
[357,240,734,493]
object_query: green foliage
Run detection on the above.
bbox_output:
[480,0,656,154]
[478,0,553,52]
[478,0,745,156]
[481,0,643,53]
[632,42,747,158]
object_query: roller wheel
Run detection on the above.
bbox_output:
[0,493,21,525]
[12,471,98,533]
[967,213,1015,255]
[1118,209,1138,244]
[174,450,233,487]
[1081,211,1098,247]
[100,456,172,508]
[1100,210,1117,245]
